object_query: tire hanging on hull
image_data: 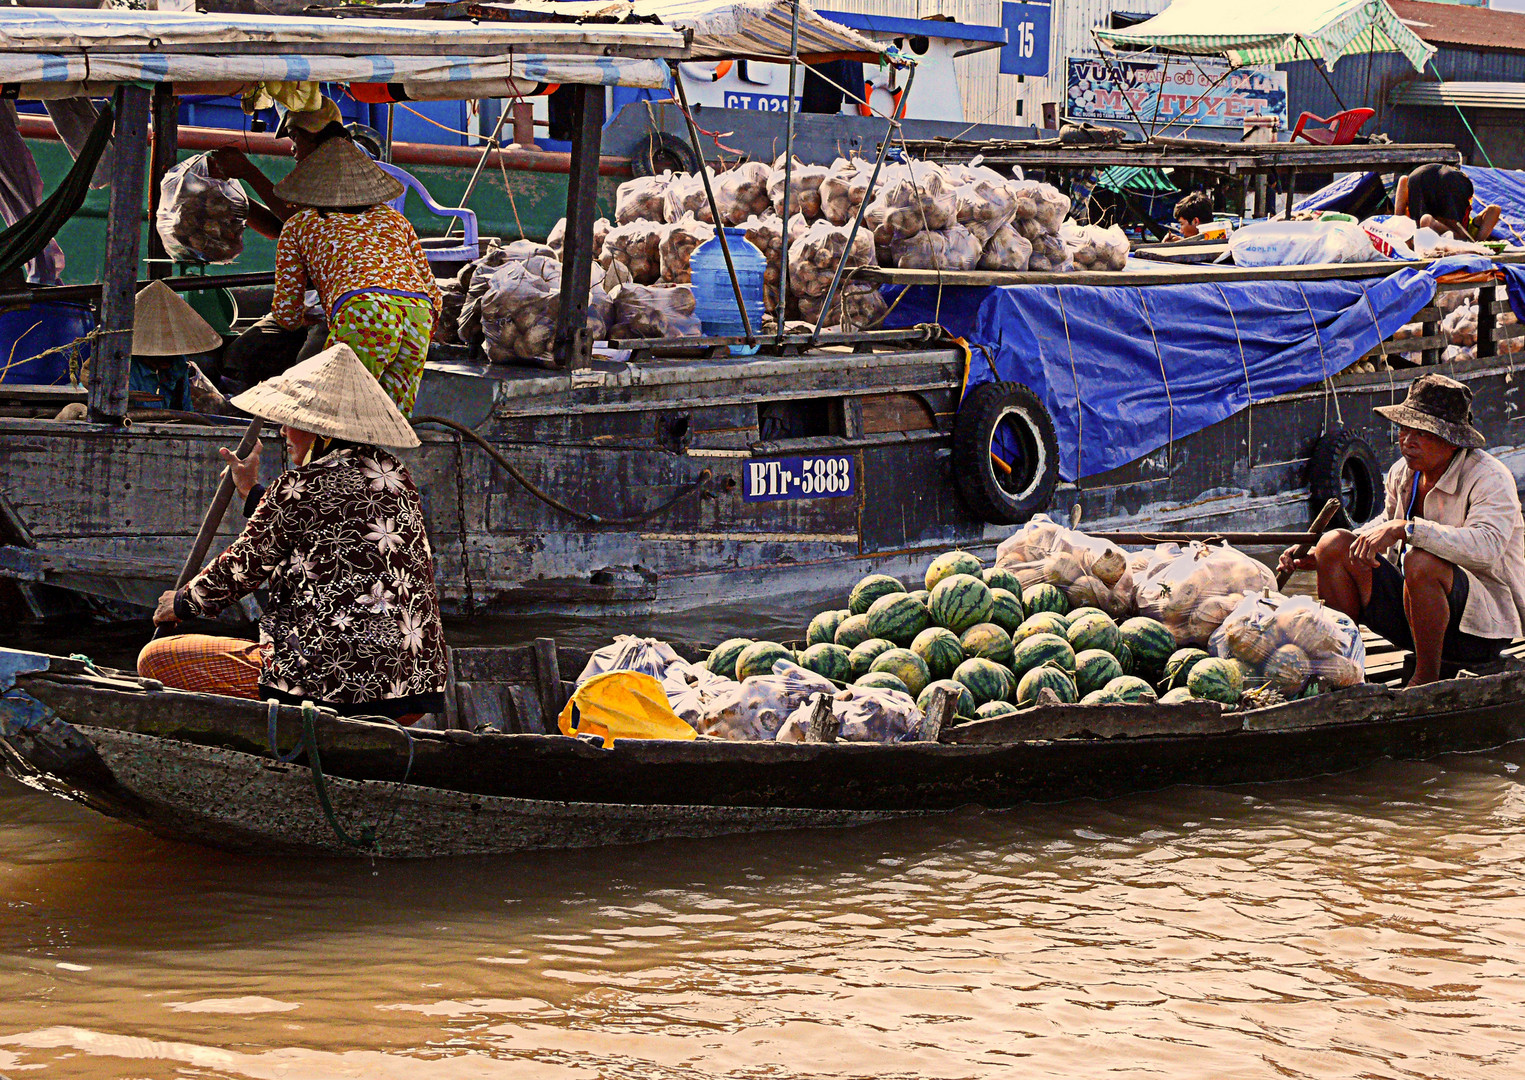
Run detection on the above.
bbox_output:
[1308,428,1382,529]
[951,381,1060,526]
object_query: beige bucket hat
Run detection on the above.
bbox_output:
[272,136,404,208]
[132,280,223,356]
[230,343,420,448]
[1373,373,1486,450]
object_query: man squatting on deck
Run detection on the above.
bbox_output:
[1280,375,1525,687]
[138,343,448,721]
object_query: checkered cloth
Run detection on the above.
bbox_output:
[138,634,263,699]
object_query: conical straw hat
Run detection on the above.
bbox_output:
[230,343,420,449]
[132,280,223,356]
[272,137,404,208]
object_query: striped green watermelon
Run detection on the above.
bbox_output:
[959,622,1014,669]
[707,638,752,681]
[1066,606,1108,625]
[1017,663,1077,706]
[1159,687,1196,704]
[1116,641,1134,675]
[866,592,931,646]
[1118,617,1175,679]
[1010,632,1076,682]
[976,700,1020,720]
[1012,611,1069,644]
[856,670,910,695]
[1080,687,1125,705]
[918,678,977,720]
[983,566,1025,595]
[1066,611,1120,656]
[987,588,1026,634]
[1161,647,1210,692]
[925,550,984,592]
[1073,649,1125,697]
[849,574,906,616]
[834,613,875,649]
[849,638,896,679]
[909,589,930,606]
[806,609,850,647]
[1104,675,1158,703]
[911,627,965,681]
[797,642,852,684]
[927,573,994,634]
[737,641,791,680]
[870,648,932,697]
[953,657,1010,708]
[1187,657,1244,705]
[1023,582,1070,616]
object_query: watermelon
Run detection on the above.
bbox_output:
[909,589,931,606]
[1187,656,1244,705]
[1080,687,1125,705]
[1066,611,1120,656]
[987,588,1026,634]
[918,678,977,720]
[1116,641,1134,675]
[1161,647,1210,692]
[856,670,910,695]
[736,641,792,680]
[849,638,896,679]
[959,623,1014,669]
[1066,606,1108,625]
[866,592,931,646]
[1012,611,1069,644]
[976,700,1020,720]
[1023,582,1069,616]
[1073,648,1125,697]
[911,627,964,681]
[834,613,875,649]
[1104,675,1158,703]
[849,574,906,616]
[953,657,1010,708]
[1016,663,1077,706]
[927,574,994,634]
[1010,632,1076,681]
[806,609,849,648]
[1118,617,1175,679]
[870,647,932,697]
[983,566,1025,594]
[925,550,984,592]
[1159,687,1196,705]
[797,642,852,684]
[707,638,752,681]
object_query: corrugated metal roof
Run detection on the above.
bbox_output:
[1388,0,1525,57]
[1391,80,1525,109]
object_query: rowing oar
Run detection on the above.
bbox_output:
[1275,497,1343,590]
[153,415,264,639]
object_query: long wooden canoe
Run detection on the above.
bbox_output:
[3,643,1525,858]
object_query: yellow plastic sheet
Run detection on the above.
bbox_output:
[241,80,323,116]
[557,671,696,748]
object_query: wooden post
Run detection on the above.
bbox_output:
[1479,283,1497,358]
[511,102,535,148]
[146,83,178,280]
[88,84,151,425]
[552,84,605,371]
[920,685,957,743]
[804,694,838,744]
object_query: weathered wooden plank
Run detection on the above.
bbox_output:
[943,699,1239,744]
[552,83,604,371]
[803,695,837,744]
[89,86,151,423]
[533,637,565,724]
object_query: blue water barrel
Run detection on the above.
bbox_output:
[0,302,94,385]
[691,228,765,355]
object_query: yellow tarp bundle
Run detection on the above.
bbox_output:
[557,671,696,748]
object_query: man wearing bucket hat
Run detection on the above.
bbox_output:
[1280,374,1525,686]
[137,343,446,719]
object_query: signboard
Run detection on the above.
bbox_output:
[722,92,795,112]
[742,455,857,502]
[1000,1,1050,77]
[1064,56,1287,130]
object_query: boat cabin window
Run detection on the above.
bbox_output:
[758,399,837,441]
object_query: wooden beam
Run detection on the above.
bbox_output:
[146,83,178,280]
[552,83,604,371]
[88,84,150,425]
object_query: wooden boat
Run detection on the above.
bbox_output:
[4,631,1524,858]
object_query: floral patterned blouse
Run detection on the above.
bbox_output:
[175,446,447,716]
[270,205,443,329]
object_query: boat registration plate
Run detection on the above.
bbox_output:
[743,455,856,502]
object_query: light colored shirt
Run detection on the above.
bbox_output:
[1366,448,1525,640]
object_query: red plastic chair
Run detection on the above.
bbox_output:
[1291,108,1375,145]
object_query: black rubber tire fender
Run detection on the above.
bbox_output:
[1308,428,1383,528]
[630,132,701,178]
[951,381,1060,526]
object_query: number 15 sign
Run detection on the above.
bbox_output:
[1000,1,1050,78]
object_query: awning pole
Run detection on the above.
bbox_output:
[88,84,150,425]
[776,0,802,343]
[551,84,605,370]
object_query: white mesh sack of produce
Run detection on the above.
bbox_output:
[952,166,1019,243]
[693,662,838,741]
[608,281,701,338]
[1134,541,1278,647]
[768,156,828,220]
[156,154,249,264]
[865,163,957,250]
[994,513,1135,616]
[713,161,774,225]
[1209,592,1366,697]
[889,224,983,271]
[788,219,877,299]
[658,215,715,284]
[548,217,610,260]
[614,173,671,224]
[819,157,876,226]
[600,220,664,284]
[662,170,716,224]
[776,686,923,743]
[1062,222,1130,271]
[576,635,690,684]
[665,665,741,729]
[796,282,888,332]
[740,213,785,305]
[979,224,1032,271]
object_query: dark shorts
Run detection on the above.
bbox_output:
[1362,555,1510,665]
[1406,163,1474,224]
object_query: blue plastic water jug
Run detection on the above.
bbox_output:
[691,227,766,355]
[0,302,94,385]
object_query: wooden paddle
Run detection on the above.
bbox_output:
[154,415,264,638]
[1275,497,1343,590]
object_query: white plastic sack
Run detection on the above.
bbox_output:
[692,661,837,741]
[156,154,248,264]
[665,663,740,728]
[1209,592,1366,696]
[1228,220,1376,267]
[576,635,688,683]
[776,685,924,743]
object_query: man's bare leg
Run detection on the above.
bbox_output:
[1471,204,1502,241]
[1402,551,1454,686]
[1313,530,1372,621]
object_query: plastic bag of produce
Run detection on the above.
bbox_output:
[664,663,739,728]
[796,282,888,331]
[866,166,957,246]
[662,170,716,224]
[954,171,1018,243]
[614,173,671,224]
[768,157,828,220]
[479,255,563,366]
[979,224,1032,271]
[577,635,689,683]
[693,661,837,741]
[434,282,466,344]
[994,513,1134,617]
[601,220,664,284]
[776,685,923,743]
[1134,542,1278,647]
[889,225,983,271]
[820,157,875,226]
[1228,219,1376,267]
[609,281,701,338]
[740,213,785,306]
[658,214,715,284]
[788,219,877,298]
[1062,222,1129,271]
[1210,592,1366,697]
[156,154,248,264]
[714,161,773,225]
[1027,232,1074,273]
[1442,302,1478,347]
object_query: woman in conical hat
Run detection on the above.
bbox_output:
[263,137,442,416]
[139,344,447,720]
[128,280,224,413]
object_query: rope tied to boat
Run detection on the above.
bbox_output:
[299,701,377,852]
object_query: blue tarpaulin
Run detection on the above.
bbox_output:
[1293,170,1381,214]
[883,256,1496,482]
[1462,167,1525,244]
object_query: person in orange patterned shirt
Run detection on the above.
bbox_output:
[267,138,442,415]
